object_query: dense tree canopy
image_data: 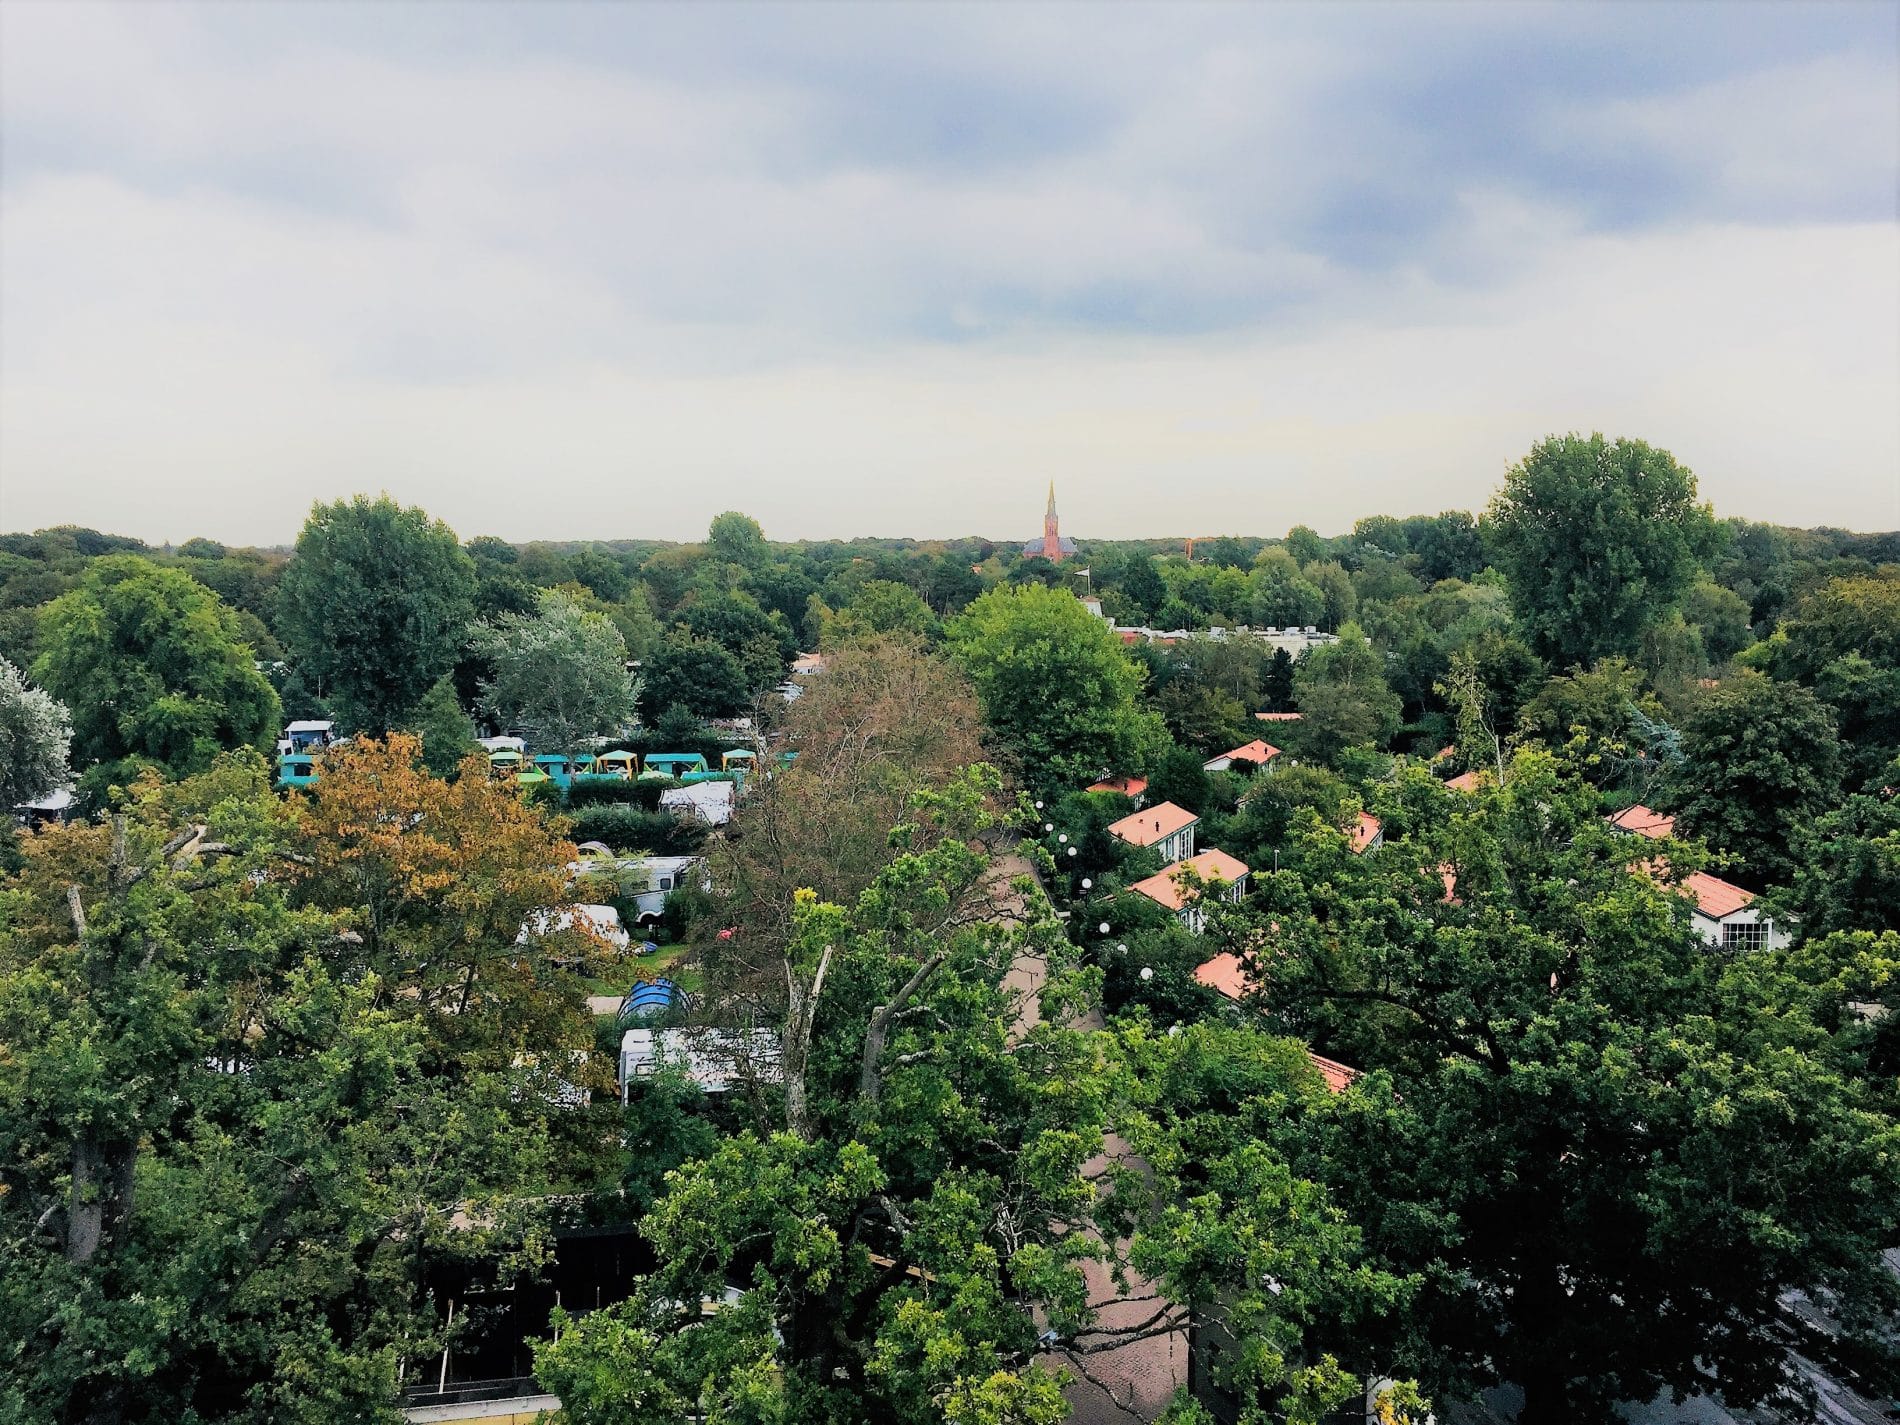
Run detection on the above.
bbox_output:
[1663,673,1845,890]
[277,496,476,733]
[1245,753,1900,1422]
[0,750,589,1424]
[1487,433,1715,668]
[33,556,279,787]
[949,584,1166,789]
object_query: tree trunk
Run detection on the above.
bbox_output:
[782,948,831,1140]
[66,1136,134,1266]
[857,951,946,1106]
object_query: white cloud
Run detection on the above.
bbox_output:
[1,1,1895,541]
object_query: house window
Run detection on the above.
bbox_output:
[1722,920,1770,951]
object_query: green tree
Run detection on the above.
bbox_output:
[473,588,638,750]
[828,580,940,644]
[0,656,72,807]
[408,674,476,777]
[1249,549,1324,629]
[1771,754,1900,942]
[1487,433,1715,667]
[642,634,752,718]
[1663,673,1845,890]
[1147,744,1214,815]
[948,585,1166,789]
[1262,647,1295,712]
[1681,579,1753,666]
[1119,555,1167,621]
[707,511,768,568]
[0,754,560,1424]
[1251,754,1900,1423]
[33,556,279,782]
[1305,561,1356,632]
[1756,573,1900,781]
[277,496,476,733]
[1290,624,1400,763]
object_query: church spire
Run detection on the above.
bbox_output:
[1046,480,1057,520]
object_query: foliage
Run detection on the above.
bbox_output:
[0,655,72,807]
[1290,624,1400,763]
[472,588,639,749]
[1486,433,1715,667]
[408,674,477,777]
[287,734,612,1067]
[642,635,753,718]
[276,496,476,733]
[825,580,941,645]
[949,584,1166,790]
[568,802,707,857]
[33,555,279,784]
[1770,755,1900,942]
[1663,673,1845,890]
[0,753,560,1423]
[1245,753,1900,1421]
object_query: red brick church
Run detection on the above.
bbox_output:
[1022,481,1077,562]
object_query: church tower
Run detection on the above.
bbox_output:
[1024,481,1075,563]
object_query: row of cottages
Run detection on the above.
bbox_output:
[1610,804,1789,950]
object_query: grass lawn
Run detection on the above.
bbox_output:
[585,941,703,1007]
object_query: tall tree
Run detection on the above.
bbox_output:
[948,584,1166,789]
[472,588,639,750]
[1487,433,1715,667]
[0,753,561,1424]
[277,496,476,733]
[1248,753,1900,1423]
[1663,673,1844,890]
[33,556,279,784]
[1290,623,1400,763]
[706,511,768,569]
[0,655,72,806]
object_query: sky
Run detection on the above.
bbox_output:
[2,1,1897,547]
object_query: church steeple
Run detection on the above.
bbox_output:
[1046,480,1057,521]
[1025,481,1072,563]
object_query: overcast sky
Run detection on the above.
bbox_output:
[2,1,1896,547]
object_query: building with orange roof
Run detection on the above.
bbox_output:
[1609,804,1676,839]
[1444,770,1484,793]
[1107,801,1199,864]
[1680,870,1786,950]
[1348,810,1383,854]
[1086,774,1148,805]
[1203,739,1281,773]
[1128,849,1250,931]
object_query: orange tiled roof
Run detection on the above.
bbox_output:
[1087,774,1149,798]
[1610,805,1676,839]
[1348,810,1382,854]
[1211,739,1281,766]
[1255,711,1303,722]
[1107,801,1198,848]
[1307,1053,1363,1094]
[1129,849,1250,911]
[1193,952,1250,998]
[1444,770,1484,793]
[1682,870,1755,920]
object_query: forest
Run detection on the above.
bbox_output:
[1,432,1897,1425]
